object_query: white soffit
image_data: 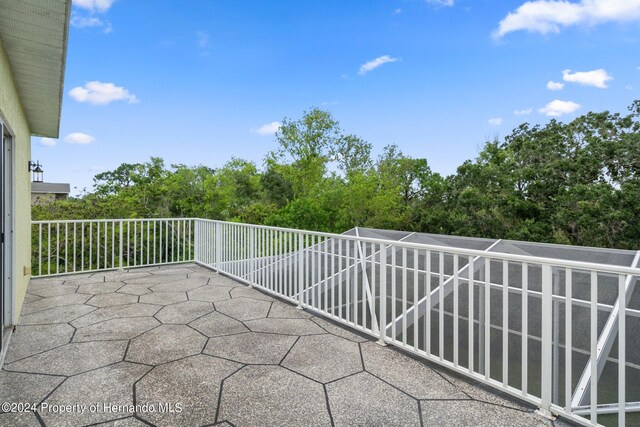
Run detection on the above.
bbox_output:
[0,0,70,137]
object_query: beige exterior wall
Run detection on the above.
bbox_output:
[0,36,32,322]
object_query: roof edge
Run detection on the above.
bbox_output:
[48,0,72,139]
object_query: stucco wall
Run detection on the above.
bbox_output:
[0,36,32,322]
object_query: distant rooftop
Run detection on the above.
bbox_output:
[31,182,70,195]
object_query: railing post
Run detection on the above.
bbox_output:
[297,233,304,309]
[378,244,387,346]
[249,226,255,288]
[118,220,124,270]
[618,273,626,427]
[193,219,199,263]
[537,263,555,419]
[215,222,222,272]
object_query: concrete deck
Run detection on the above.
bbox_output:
[1,264,566,426]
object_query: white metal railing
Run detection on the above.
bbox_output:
[192,219,639,427]
[31,218,194,276]
[31,218,640,426]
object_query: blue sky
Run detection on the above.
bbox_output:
[33,0,640,194]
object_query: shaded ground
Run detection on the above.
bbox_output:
[1,264,568,426]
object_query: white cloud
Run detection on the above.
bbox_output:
[538,99,581,117]
[562,68,612,88]
[514,108,533,115]
[196,31,210,48]
[488,117,503,126]
[71,0,114,32]
[252,121,281,136]
[40,138,57,146]
[547,80,565,90]
[64,132,95,144]
[394,8,403,14]
[196,31,211,56]
[358,55,399,75]
[494,0,640,39]
[70,13,112,33]
[69,81,139,105]
[73,0,115,13]
[70,15,103,28]
[426,0,455,7]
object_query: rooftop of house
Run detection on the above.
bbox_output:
[31,182,70,195]
[0,263,561,427]
[0,0,70,137]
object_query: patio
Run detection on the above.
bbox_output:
[0,263,562,426]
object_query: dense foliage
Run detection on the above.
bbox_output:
[34,102,640,249]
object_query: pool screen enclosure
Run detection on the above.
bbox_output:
[197,224,639,425]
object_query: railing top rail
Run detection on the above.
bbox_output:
[195,218,640,276]
[31,218,194,225]
[30,217,640,276]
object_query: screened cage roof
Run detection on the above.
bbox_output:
[346,227,639,268]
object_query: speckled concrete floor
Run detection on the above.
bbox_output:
[0,264,569,426]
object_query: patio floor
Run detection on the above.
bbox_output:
[0,263,568,426]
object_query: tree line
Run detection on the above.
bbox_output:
[33,101,640,250]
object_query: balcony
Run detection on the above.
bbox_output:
[1,262,554,426]
[2,218,639,426]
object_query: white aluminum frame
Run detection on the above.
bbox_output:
[571,251,640,412]
[31,218,195,277]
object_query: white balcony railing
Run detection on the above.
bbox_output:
[31,218,640,427]
[31,218,194,276]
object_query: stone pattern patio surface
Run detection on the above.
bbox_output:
[0,264,570,426]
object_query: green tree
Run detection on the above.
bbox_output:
[33,101,640,250]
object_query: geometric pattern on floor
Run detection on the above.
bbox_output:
[0,264,571,426]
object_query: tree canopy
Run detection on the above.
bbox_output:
[33,102,640,250]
